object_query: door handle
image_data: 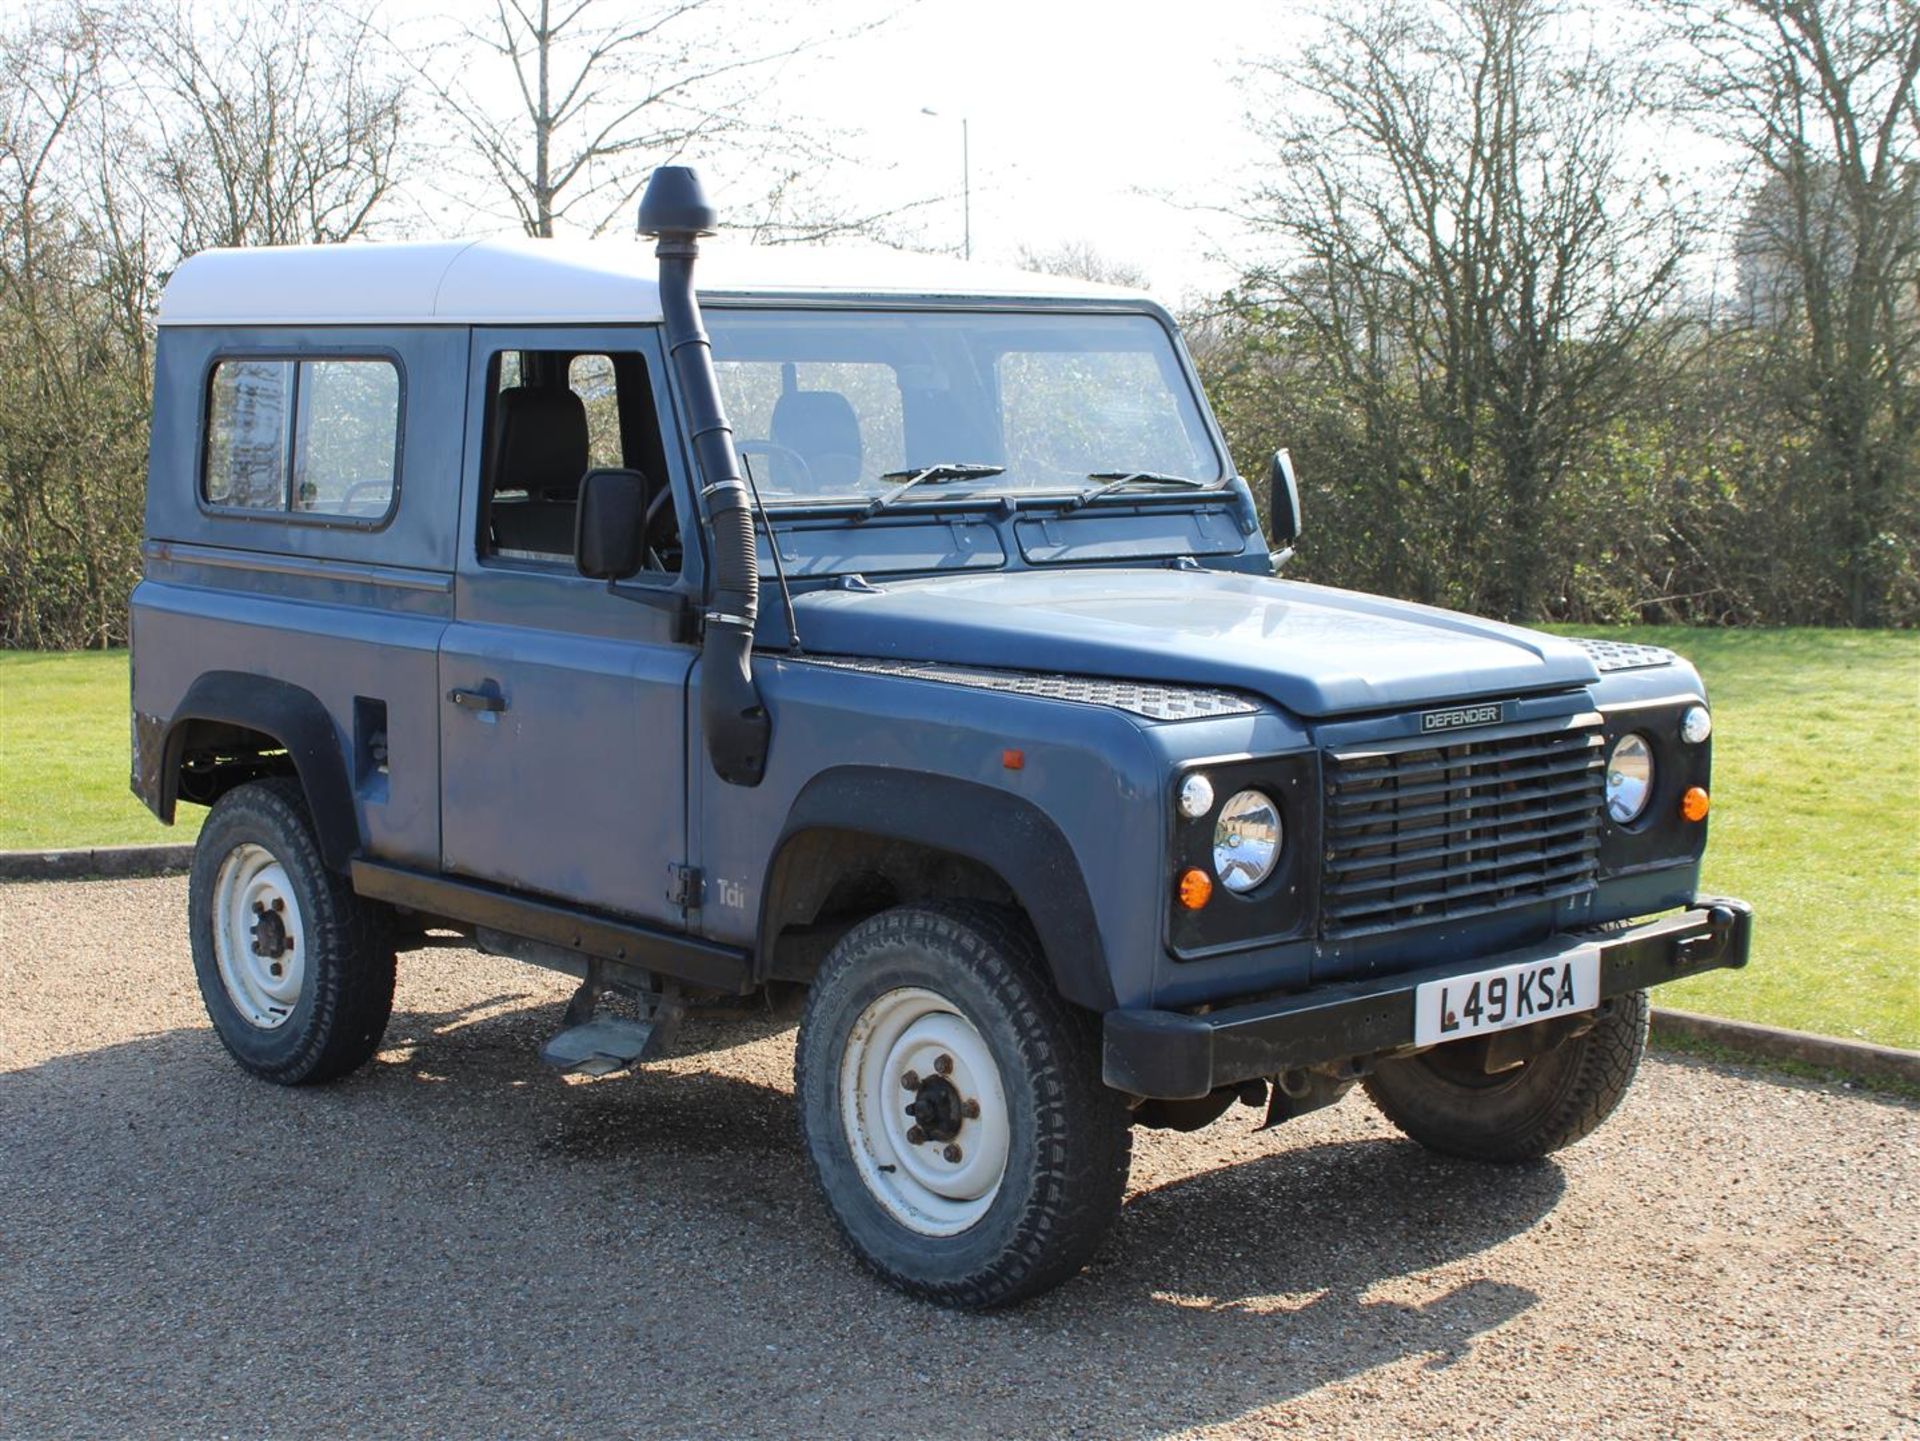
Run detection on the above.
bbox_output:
[447,684,506,713]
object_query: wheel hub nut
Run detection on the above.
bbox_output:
[900,1073,965,1143]
[249,906,291,959]
[942,1144,962,1163]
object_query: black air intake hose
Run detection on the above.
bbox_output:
[639,166,769,786]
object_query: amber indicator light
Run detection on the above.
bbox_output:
[1001,748,1025,771]
[1681,786,1710,822]
[1177,867,1213,910]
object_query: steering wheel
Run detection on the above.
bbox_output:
[642,479,679,571]
[736,439,816,493]
[738,440,866,496]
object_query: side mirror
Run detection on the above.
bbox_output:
[574,467,651,580]
[1266,449,1302,547]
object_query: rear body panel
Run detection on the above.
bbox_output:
[133,324,466,871]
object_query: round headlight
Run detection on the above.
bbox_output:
[1681,705,1712,744]
[1178,773,1215,819]
[1606,734,1655,824]
[1213,789,1282,892]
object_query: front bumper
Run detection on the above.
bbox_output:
[1104,899,1752,1099]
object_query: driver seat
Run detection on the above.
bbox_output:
[769,389,863,492]
[489,384,589,556]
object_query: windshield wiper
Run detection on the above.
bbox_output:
[1065,470,1222,511]
[863,462,1007,517]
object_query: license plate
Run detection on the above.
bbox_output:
[1413,947,1601,1048]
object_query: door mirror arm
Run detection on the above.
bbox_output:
[604,581,700,644]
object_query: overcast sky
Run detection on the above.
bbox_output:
[375,0,1310,302]
[379,0,1734,307]
[785,0,1298,302]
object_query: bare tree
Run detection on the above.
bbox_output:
[1016,240,1151,290]
[1667,0,1919,627]
[415,0,894,238]
[0,0,405,649]
[736,161,949,247]
[0,3,151,648]
[137,0,406,252]
[1234,0,1689,620]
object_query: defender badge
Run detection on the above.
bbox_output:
[1421,702,1504,733]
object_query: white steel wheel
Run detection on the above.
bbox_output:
[209,841,307,1030]
[796,905,1132,1307]
[189,778,395,1085]
[840,987,1011,1236]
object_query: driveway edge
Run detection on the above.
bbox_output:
[0,844,195,882]
[1651,1008,1918,1088]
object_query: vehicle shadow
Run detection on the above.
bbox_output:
[2,997,1561,1438]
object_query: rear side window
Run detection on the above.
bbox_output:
[204,360,292,510]
[204,357,401,521]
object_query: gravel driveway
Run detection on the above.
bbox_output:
[2,875,1914,1439]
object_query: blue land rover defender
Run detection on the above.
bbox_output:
[131,167,1750,1307]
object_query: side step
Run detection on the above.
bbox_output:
[541,1018,667,1077]
[540,976,684,1077]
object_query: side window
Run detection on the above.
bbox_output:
[293,361,400,516]
[569,355,623,470]
[480,348,678,573]
[204,356,400,521]
[205,360,292,510]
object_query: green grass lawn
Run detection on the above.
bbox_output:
[2,633,1915,1047]
[1548,626,1918,1051]
[0,650,202,851]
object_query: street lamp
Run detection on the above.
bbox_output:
[920,107,970,260]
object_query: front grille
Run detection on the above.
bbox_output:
[1321,715,1606,939]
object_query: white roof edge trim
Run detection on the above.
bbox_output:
[153,301,1165,330]
[153,235,1155,329]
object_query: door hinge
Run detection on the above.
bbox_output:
[667,863,704,909]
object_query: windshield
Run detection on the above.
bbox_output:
[705,308,1224,504]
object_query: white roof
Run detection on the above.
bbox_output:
[155,234,1153,328]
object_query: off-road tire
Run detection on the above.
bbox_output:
[1364,989,1650,1162]
[189,777,395,1085]
[795,903,1132,1309]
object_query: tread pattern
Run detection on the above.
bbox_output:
[1364,989,1651,1162]
[189,777,396,1086]
[796,902,1132,1309]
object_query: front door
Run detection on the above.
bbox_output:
[438,326,698,926]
